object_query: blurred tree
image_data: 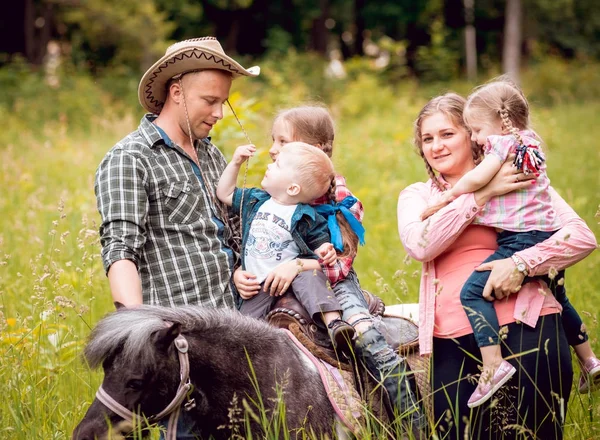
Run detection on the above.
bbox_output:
[527,0,600,58]
[309,0,330,55]
[464,0,477,80]
[60,0,175,72]
[0,0,55,66]
[503,0,522,82]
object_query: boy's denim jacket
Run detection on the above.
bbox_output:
[232,188,330,270]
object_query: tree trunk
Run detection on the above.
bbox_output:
[310,0,329,55]
[502,0,522,83]
[353,0,365,56]
[463,0,477,81]
[24,0,35,62]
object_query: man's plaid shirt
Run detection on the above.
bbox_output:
[95,115,237,308]
[312,175,364,285]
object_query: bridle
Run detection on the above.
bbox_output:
[95,335,195,440]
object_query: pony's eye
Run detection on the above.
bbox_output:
[126,379,144,390]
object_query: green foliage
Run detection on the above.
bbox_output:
[523,56,600,106]
[414,18,460,83]
[0,60,124,140]
[528,0,600,58]
[252,49,337,109]
[60,0,175,71]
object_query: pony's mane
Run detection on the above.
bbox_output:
[84,306,276,369]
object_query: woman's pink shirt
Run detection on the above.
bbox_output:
[397,180,597,355]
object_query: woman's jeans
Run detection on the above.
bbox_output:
[460,229,586,347]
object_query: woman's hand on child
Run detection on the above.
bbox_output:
[232,144,257,166]
[232,267,261,299]
[476,258,525,301]
[315,243,337,266]
[264,261,300,296]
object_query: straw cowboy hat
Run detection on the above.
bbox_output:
[138,37,260,114]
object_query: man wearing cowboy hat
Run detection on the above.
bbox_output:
[95,37,259,310]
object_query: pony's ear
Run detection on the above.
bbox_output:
[114,301,126,310]
[152,322,181,353]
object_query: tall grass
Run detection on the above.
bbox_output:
[0,60,598,439]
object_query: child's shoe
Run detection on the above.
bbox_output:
[467,360,516,408]
[327,319,355,355]
[578,356,600,393]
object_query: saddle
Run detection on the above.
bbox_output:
[266,289,418,360]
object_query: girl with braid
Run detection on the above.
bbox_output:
[420,78,599,408]
[234,105,425,432]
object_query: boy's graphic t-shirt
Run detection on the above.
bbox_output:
[245,198,300,283]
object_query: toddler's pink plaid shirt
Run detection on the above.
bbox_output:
[475,131,561,232]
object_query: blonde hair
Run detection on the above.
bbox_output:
[279,142,335,202]
[413,93,483,191]
[275,105,335,157]
[464,76,531,146]
[280,137,359,259]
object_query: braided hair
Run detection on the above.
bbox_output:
[464,75,531,145]
[413,93,483,192]
[325,175,359,259]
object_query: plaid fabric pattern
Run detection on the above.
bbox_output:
[95,114,237,308]
[474,131,561,232]
[312,175,364,285]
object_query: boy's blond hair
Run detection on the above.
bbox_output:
[280,142,335,203]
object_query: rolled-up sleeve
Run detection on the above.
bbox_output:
[95,149,149,274]
[516,187,598,276]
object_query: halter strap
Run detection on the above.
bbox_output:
[95,334,194,440]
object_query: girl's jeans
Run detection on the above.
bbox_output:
[461,229,586,347]
[334,270,422,421]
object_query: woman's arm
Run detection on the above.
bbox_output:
[516,187,597,275]
[398,161,533,262]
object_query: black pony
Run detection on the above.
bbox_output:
[73,305,352,440]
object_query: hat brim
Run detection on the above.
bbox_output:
[138,46,259,114]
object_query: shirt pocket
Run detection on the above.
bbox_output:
[161,181,201,224]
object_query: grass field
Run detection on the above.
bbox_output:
[0,69,598,439]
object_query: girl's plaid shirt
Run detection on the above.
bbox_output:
[312,175,364,285]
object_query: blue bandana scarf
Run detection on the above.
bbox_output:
[314,196,365,252]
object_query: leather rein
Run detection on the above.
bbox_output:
[95,335,196,440]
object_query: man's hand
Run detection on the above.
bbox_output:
[476,258,525,301]
[232,267,261,300]
[107,259,143,307]
[232,144,256,166]
[263,260,300,296]
[315,242,336,266]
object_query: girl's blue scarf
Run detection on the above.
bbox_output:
[314,196,365,252]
